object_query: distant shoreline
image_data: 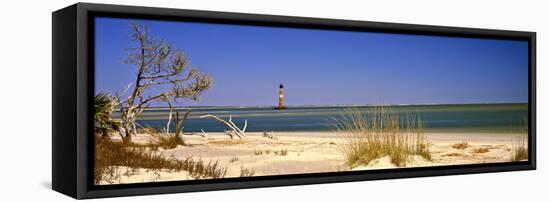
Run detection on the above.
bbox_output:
[138,102,528,110]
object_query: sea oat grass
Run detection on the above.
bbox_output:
[511,136,528,162]
[511,118,528,162]
[336,107,431,168]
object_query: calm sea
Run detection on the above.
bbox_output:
[118,103,528,134]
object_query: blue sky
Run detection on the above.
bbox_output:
[95,17,528,107]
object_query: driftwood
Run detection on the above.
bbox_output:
[199,114,247,139]
[199,129,209,138]
[263,131,278,140]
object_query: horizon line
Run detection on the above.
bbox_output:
[138,102,529,110]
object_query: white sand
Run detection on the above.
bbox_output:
[103,132,526,185]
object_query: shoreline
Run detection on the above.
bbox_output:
[134,102,529,110]
[113,131,526,142]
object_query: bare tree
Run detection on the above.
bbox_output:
[115,22,213,142]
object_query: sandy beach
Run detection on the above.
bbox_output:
[103,131,525,185]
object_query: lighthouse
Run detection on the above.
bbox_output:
[276,83,287,109]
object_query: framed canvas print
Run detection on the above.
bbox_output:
[52,3,536,199]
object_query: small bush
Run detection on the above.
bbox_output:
[94,93,119,138]
[229,157,239,163]
[473,148,490,154]
[452,141,469,150]
[239,167,255,177]
[253,150,263,155]
[149,133,184,149]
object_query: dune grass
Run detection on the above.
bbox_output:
[511,138,528,161]
[136,127,185,149]
[336,107,431,168]
[94,137,226,184]
[149,133,184,149]
[239,167,256,177]
[511,135,528,162]
[511,118,528,162]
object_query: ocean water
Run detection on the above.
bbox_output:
[119,103,528,134]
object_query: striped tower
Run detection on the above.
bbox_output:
[278,84,285,109]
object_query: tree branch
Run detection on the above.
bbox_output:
[199,114,247,139]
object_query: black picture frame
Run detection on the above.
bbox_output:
[52,3,536,199]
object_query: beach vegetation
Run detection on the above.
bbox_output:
[149,133,184,149]
[94,92,120,138]
[274,149,288,156]
[253,150,263,155]
[137,127,183,150]
[473,147,490,154]
[336,107,431,168]
[229,157,239,163]
[511,118,528,162]
[511,136,528,161]
[239,167,256,177]
[94,137,226,184]
[186,159,227,179]
[148,110,190,149]
[452,141,469,150]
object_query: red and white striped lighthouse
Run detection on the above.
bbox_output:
[276,84,287,109]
